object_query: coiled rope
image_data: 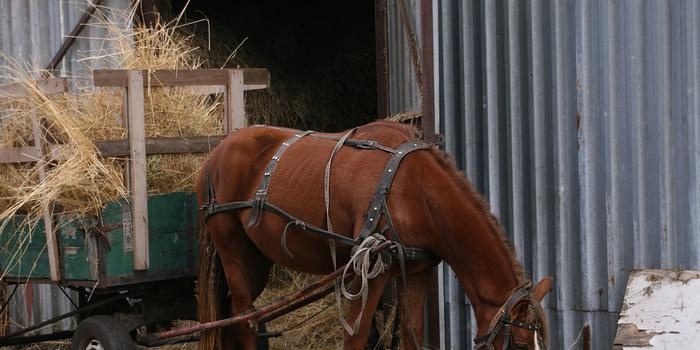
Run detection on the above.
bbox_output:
[337,233,393,335]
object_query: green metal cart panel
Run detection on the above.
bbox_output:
[0,192,199,288]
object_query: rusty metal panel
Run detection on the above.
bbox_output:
[426,0,700,349]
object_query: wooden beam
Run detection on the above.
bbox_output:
[126,71,149,271]
[0,78,68,98]
[94,135,225,157]
[421,0,437,143]
[375,0,389,118]
[93,69,269,89]
[31,116,61,281]
[0,146,41,163]
[1,136,225,164]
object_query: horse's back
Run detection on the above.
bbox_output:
[201,121,424,274]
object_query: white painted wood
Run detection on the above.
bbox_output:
[614,269,700,349]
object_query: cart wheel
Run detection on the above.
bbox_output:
[70,315,135,350]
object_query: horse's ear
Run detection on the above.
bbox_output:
[532,276,553,302]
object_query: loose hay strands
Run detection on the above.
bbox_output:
[256,267,345,350]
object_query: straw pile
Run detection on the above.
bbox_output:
[256,267,343,349]
[0,5,220,224]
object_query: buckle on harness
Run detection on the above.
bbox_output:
[355,140,377,149]
[254,189,268,200]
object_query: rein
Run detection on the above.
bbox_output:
[473,283,546,350]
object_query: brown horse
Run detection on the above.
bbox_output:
[196,120,552,350]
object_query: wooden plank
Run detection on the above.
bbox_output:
[0,146,41,163]
[31,116,61,281]
[93,69,269,88]
[0,78,68,98]
[241,69,270,91]
[1,136,224,163]
[126,71,149,271]
[94,135,225,157]
[226,70,246,132]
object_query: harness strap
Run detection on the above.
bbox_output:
[325,128,357,270]
[208,200,358,246]
[203,199,435,261]
[358,140,432,240]
[248,130,314,227]
[473,282,543,350]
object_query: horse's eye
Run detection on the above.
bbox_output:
[513,343,528,350]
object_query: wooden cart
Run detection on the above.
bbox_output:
[0,70,271,349]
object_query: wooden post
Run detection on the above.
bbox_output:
[125,70,149,271]
[225,70,246,133]
[31,116,61,282]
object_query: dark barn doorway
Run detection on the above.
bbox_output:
[168,0,378,131]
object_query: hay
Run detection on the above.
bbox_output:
[256,267,344,350]
[0,4,222,224]
[180,14,377,132]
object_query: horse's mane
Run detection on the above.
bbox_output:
[430,148,528,285]
[355,121,527,284]
[429,146,550,344]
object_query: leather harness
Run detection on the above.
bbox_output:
[473,282,547,350]
[200,129,437,262]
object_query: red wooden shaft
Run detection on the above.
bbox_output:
[151,241,393,341]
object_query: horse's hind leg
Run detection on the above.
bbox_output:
[397,269,431,350]
[210,214,272,350]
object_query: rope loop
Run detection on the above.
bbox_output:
[337,233,394,335]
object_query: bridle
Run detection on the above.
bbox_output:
[473,282,547,350]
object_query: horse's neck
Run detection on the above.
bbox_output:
[429,182,521,328]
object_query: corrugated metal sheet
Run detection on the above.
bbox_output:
[426,0,700,349]
[5,284,76,334]
[0,0,130,83]
[387,0,423,115]
[0,0,130,333]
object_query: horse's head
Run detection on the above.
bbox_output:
[475,277,553,350]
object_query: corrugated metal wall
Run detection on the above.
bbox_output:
[0,0,129,83]
[387,0,423,115]
[428,0,700,349]
[0,0,129,333]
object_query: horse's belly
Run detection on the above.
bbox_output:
[246,218,353,275]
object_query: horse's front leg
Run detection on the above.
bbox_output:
[343,273,391,350]
[397,268,432,350]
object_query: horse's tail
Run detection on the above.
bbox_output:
[197,222,226,349]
